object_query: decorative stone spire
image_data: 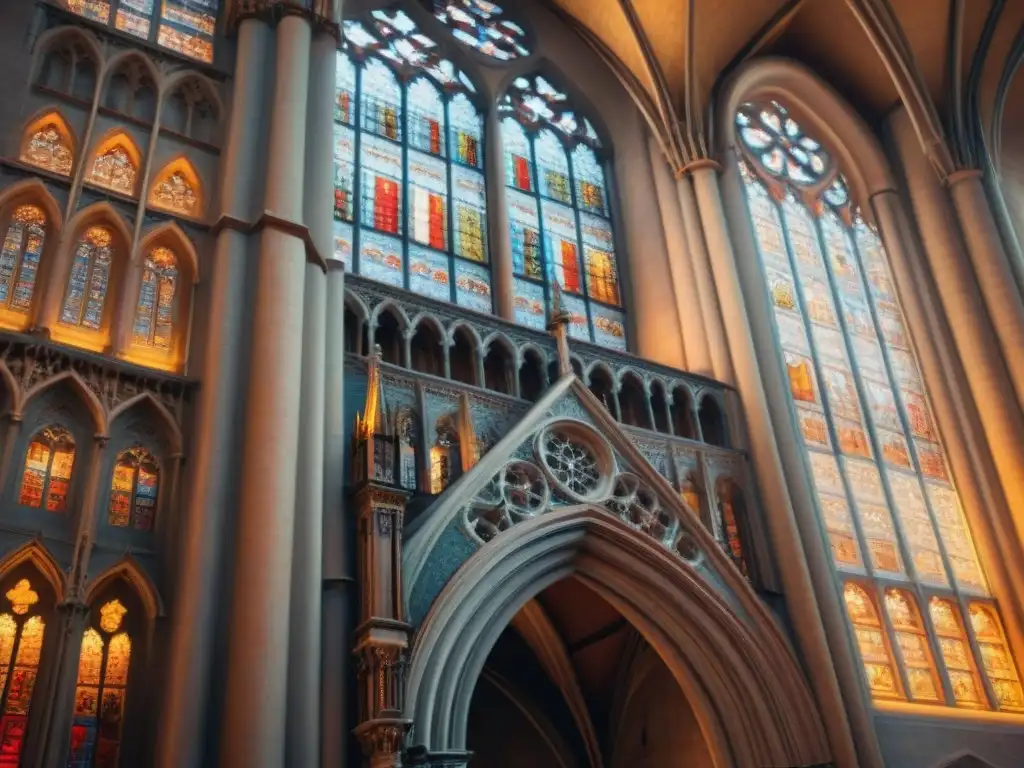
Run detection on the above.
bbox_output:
[353,344,394,486]
[546,280,573,378]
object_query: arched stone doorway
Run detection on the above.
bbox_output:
[405,507,831,768]
[463,576,715,768]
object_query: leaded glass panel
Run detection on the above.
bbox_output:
[433,0,530,60]
[0,205,46,316]
[60,226,114,330]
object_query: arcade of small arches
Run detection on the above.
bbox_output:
[344,288,730,448]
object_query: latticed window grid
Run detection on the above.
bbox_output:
[737,100,1024,713]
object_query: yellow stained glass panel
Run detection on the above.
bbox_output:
[969,604,1024,712]
[930,598,987,709]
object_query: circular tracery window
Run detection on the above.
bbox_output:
[735,101,830,186]
[534,421,614,503]
[500,460,549,517]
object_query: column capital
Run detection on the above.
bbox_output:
[675,158,724,179]
[229,0,340,39]
[944,168,984,188]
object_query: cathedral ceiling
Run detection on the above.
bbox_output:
[544,0,1024,164]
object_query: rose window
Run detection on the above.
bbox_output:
[536,426,607,501]
[736,101,830,186]
[608,473,678,546]
[500,460,549,518]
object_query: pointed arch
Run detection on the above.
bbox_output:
[21,370,106,436]
[101,49,162,95]
[83,556,163,619]
[409,312,446,342]
[369,299,411,332]
[445,319,483,350]
[0,178,63,231]
[108,392,183,456]
[0,539,65,603]
[123,224,196,372]
[84,128,143,196]
[407,507,830,768]
[147,156,204,218]
[19,110,76,177]
[33,24,103,72]
[50,202,132,352]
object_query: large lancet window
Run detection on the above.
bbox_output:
[68,599,133,768]
[19,425,75,512]
[0,204,47,327]
[20,113,74,177]
[737,100,1024,712]
[60,0,217,63]
[499,74,626,351]
[334,8,492,313]
[0,578,46,763]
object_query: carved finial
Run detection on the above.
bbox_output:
[546,279,573,378]
[358,344,389,441]
[373,342,383,361]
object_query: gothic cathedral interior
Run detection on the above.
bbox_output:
[0,0,1022,767]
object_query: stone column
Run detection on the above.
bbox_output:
[485,108,514,320]
[155,17,272,768]
[676,169,734,384]
[649,137,710,375]
[872,189,1024,650]
[219,14,312,768]
[285,23,336,768]
[32,599,90,768]
[322,261,351,768]
[696,157,870,768]
[890,109,1024,546]
[947,169,1024,412]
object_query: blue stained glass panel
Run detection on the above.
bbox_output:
[455,259,492,313]
[408,78,446,157]
[452,165,487,262]
[361,59,403,141]
[361,135,403,236]
[407,150,448,251]
[579,212,619,305]
[449,93,482,168]
[336,54,356,125]
[333,220,353,268]
[535,130,571,204]
[508,189,541,278]
[502,118,533,193]
[540,200,582,294]
[572,144,607,216]
[559,292,589,341]
[358,229,404,288]
[409,245,451,302]
[513,276,546,330]
[334,124,356,223]
[590,303,627,351]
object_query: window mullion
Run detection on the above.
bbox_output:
[0,623,24,715]
[41,443,56,511]
[528,132,551,311]
[352,57,364,278]
[565,143,594,343]
[444,93,456,304]
[843,225,987,706]
[400,76,410,293]
[773,199,878,584]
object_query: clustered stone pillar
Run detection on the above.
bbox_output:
[219,12,313,767]
[675,165,733,384]
[155,14,273,766]
[648,137,709,375]
[890,108,1024,547]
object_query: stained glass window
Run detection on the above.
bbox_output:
[109,445,159,531]
[429,422,461,494]
[397,412,418,491]
[60,226,115,331]
[61,0,217,63]
[969,603,1024,712]
[844,582,902,700]
[0,205,47,322]
[337,6,489,309]
[148,161,201,217]
[19,425,75,512]
[86,135,139,197]
[20,115,74,177]
[0,579,46,765]
[432,1,530,60]
[717,481,747,576]
[68,600,132,768]
[500,73,625,350]
[738,99,1021,711]
[131,246,178,353]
